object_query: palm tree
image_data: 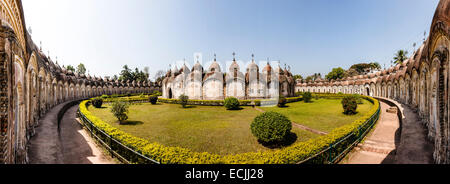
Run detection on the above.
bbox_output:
[393,50,409,64]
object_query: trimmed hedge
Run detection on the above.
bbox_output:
[278,96,287,107]
[78,95,380,164]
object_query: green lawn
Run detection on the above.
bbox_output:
[89,103,319,155]
[260,98,374,132]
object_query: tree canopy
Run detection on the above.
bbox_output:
[66,65,75,73]
[325,67,345,81]
[76,63,86,75]
[345,62,381,77]
[118,65,149,82]
[304,73,321,82]
[293,74,303,81]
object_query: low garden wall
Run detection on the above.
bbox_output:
[77,94,380,164]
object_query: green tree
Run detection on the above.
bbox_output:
[393,50,409,64]
[118,65,149,82]
[370,62,381,70]
[110,101,130,124]
[119,65,133,81]
[66,65,75,73]
[325,67,345,81]
[293,75,303,81]
[76,63,86,75]
[303,92,312,103]
[342,96,358,115]
[135,67,148,82]
[179,94,189,108]
[304,73,321,82]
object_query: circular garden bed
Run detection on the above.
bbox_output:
[78,94,379,164]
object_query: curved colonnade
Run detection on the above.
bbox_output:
[296,0,450,163]
[0,0,161,163]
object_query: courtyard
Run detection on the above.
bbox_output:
[87,97,374,155]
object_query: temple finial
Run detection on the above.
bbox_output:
[252,54,255,63]
[232,52,236,61]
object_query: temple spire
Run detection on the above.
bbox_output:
[232,52,236,62]
[252,54,255,63]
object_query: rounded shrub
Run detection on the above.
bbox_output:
[179,94,189,108]
[149,95,158,105]
[224,97,240,110]
[278,95,287,107]
[91,97,103,108]
[251,111,292,144]
[303,92,312,103]
[342,96,358,115]
[101,95,109,99]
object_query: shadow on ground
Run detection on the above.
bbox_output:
[259,132,298,149]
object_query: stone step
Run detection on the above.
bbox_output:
[357,139,396,155]
[364,139,396,147]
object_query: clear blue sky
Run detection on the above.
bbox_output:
[22,0,440,80]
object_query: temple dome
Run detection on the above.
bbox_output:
[209,61,221,73]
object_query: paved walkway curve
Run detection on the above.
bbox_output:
[343,99,434,164]
[394,102,434,164]
[28,102,115,164]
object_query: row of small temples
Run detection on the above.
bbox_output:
[297,0,450,163]
[0,0,161,163]
[162,57,296,100]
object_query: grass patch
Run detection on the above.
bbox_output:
[89,103,318,155]
[261,98,373,132]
